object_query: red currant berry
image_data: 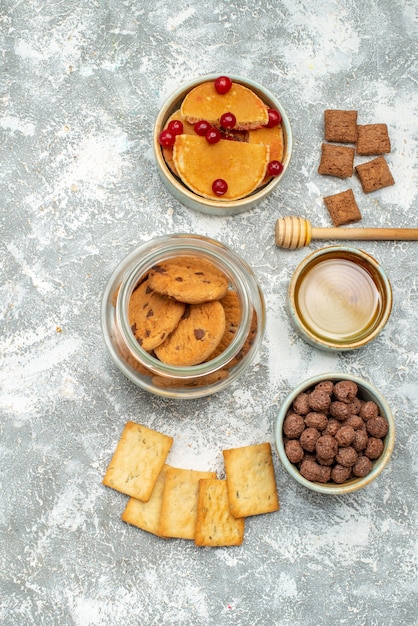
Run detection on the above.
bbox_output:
[194,120,212,136]
[267,160,284,176]
[214,76,232,94]
[212,179,228,196]
[220,112,236,129]
[167,119,183,135]
[158,129,176,147]
[206,127,221,144]
[266,108,282,128]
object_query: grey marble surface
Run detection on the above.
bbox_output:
[1,1,417,625]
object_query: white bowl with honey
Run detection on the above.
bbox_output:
[288,246,392,351]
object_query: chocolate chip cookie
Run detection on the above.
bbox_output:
[154,301,226,366]
[128,278,186,352]
[147,257,229,304]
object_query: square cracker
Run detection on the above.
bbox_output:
[159,467,217,540]
[102,421,173,501]
[356,124,391,156]
[355,156,395,193]
[195,479,245,547]
[121,464,170,536]
[324,109,358,143]
[323,189,362,227]
[318,143,355,178]
[223,443,279,518]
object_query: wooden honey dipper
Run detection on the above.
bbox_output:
[275,216,418,250]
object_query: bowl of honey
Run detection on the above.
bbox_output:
[287,246,392,351]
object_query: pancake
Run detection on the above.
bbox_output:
[161,110,195,176]
[180,81,269,130]
[173,135,270,201]
[248,124,284,184]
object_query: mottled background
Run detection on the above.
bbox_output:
[1,1,417,625]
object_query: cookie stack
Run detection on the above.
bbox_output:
[123,255,256,389]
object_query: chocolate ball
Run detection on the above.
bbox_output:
[292,392,310,415]
[300,427,321,452]
[300,460,330,483]
[345,415,365,430]
[359,401,379,420]
[335,446,358,467]
[353,455,373,477]
[300,459,323,482]
[334,380,358,403]
[304,411,328,431]
[346,397,362,415]
[352,430,369,452]
[314,380,334,395]
[323,418,341,437]
[331,464,352,483]
[283,413,305,439]
[335,425,356,447]
[308,389,332,412]
[330,401,351,421]
[366,416,389,438]
[285,439,304,464]
[364,437,384,460]
[316,434,338,459]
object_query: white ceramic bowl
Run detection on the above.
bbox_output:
[153,73,293,216]
[288,246,392,351]
[274,373,395,494]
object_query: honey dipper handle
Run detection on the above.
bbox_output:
[311,227,418,242]
[275,216,418,249]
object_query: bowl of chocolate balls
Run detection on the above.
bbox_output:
[274,373,395,494]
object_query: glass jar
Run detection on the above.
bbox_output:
[101,233,266,399]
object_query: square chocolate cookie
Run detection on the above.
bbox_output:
[318,143,355,178]
[323,189,362,226]
[324,109,358,143]
[356,123,391,155]
[355,156,395,193]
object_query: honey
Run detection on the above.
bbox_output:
[294,258,382,342]
[288,247,392,351]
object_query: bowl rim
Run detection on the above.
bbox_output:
[274,372,395,494]
[153,73,293,215]
[288,246,393,351]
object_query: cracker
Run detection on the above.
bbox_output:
[102,422,173,501]
[323,189,362,226]
[158,467,217,539]
[223,443,279,518]
[195,479,245,547]
[324,109,358,143]
[318,143,355,178]
[121,464,170,535]
[356,124,391,156]
[355,156,395,193]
